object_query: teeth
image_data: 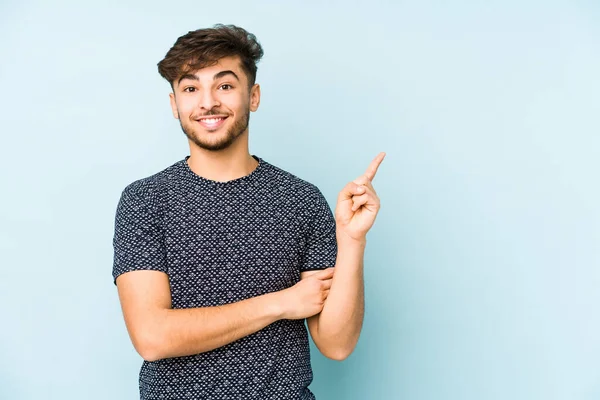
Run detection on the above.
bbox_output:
[201,118,223,123]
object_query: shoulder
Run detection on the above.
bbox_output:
[260,158,329,208]
[261,159,323,196]
[119,160,183,209]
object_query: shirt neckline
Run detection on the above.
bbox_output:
[181,155,264,185]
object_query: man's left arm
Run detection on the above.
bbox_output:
[303,152,385,361]
[303,233,366,361]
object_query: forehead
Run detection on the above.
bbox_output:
[182,56,244,80]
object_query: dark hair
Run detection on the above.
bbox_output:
[157,24,264,88]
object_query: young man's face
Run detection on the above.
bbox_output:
[169,55,260,152]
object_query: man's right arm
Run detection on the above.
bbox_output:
[116,268,334,362]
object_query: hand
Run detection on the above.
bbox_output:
[335,152,385,241]
[279,268,334,320]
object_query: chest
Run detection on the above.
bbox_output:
[161,190,309,308]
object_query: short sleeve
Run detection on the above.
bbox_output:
[300,187,338,272]
[112,183,167,284]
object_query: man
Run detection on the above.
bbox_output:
[113,24,385,400]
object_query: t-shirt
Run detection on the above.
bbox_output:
[112,155,337,400]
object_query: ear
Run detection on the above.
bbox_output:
[169,92,180,119]
[249,83,261,112]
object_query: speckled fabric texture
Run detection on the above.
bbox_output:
[113,155,337,399]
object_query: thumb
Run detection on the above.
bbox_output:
[315,267,335,279]
[338,181,366,204]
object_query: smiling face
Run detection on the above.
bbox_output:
[169,56,261,152]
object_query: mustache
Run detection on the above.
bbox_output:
[192,109,230,118]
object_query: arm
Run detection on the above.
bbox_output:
[303,233,366,361]
[304,152,385,361]
[116,268,334,362]
[117,270,282,361]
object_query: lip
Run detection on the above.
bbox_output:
[196,115,228,131]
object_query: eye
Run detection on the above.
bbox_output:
[183,87,196,93]
[219,84,233,90]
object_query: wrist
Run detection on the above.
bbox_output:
[263,290,287,320]
[336,229,367,249]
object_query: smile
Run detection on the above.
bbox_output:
[197,116,228,130]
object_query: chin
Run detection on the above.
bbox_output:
[188,132,237,152]
[181,116,247,151]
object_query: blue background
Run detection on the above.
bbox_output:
[1,1,599,399]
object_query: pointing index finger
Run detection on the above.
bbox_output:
[364,152,386,181]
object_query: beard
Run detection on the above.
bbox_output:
[179,107,250,151]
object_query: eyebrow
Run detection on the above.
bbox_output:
[177,70,240,85]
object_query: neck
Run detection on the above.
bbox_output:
[186,138,258,183]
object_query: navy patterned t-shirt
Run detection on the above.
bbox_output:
[112,155,337,400]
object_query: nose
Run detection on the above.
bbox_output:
[198,89,220,111]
